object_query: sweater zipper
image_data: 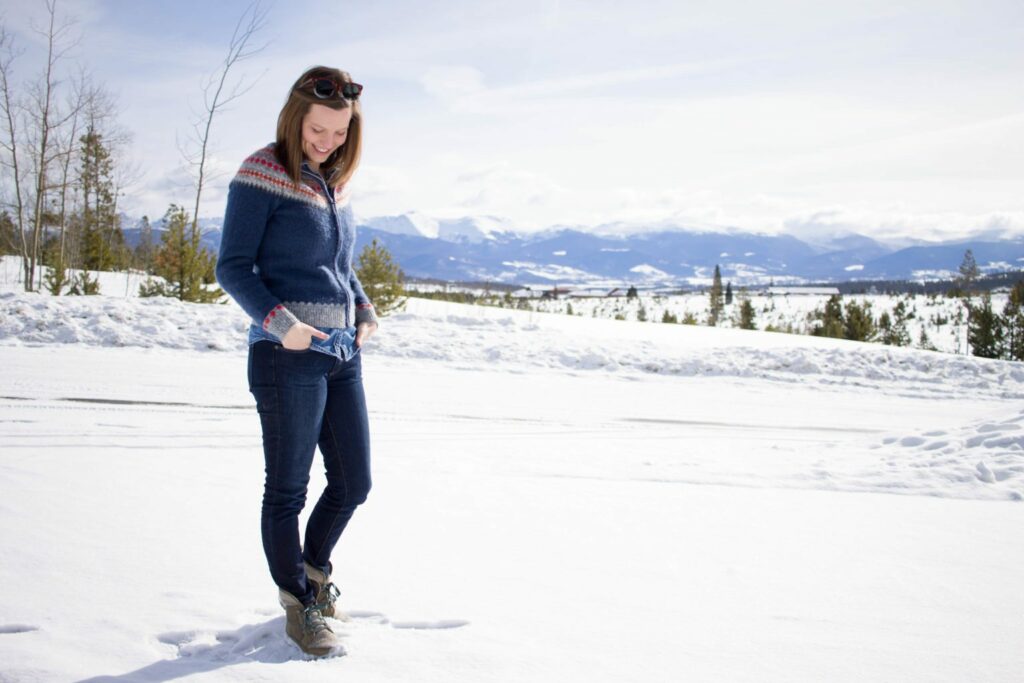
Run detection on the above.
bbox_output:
[302,167,353,327]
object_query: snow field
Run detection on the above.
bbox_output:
[0,283,1023,681]
[524,290,1006,356]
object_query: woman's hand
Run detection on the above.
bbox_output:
[355,321,378,348]
[281,322,330,351]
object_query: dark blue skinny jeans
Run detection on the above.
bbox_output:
[247,340,371,606]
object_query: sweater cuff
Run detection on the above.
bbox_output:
[355,303,379,327]
[263,303,300,341]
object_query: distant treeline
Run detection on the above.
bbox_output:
[406,278,518,293]
[811,271,1024,296]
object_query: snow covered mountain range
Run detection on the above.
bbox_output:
[121,213,1024,286]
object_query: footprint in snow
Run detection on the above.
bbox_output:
[346,610,470,630]
[977,422,1021,433]
[153,611,469,665]
[157,617,344,662]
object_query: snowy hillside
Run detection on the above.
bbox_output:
[1,281,1022,681]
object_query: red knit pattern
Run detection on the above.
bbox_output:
[262,304,285,330]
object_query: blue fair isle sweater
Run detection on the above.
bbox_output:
[216,144,377,341]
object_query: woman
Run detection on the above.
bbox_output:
[216,66,377,657]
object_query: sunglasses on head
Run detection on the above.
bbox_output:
[298,76,363,101]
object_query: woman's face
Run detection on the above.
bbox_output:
[301,103,352,170]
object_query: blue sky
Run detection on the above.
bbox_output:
[1,0,1022,242]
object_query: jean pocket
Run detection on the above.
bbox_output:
[278,344,313,354]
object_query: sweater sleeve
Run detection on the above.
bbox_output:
[341,200,379,327]
[350,269,379,326]
[216,181,300,340]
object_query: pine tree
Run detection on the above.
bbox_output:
[843,299,876,342]
[810,294,845,338]
[626,285,638,299]
[356,238,406,316]
[725,281,733,306]
[880,301,911,346]
[958,249,979,294]
[78,128,127,272]
[737,299,756,330]
[68,270,100,295]
[967,291,1004,359]
[141,204,222,302]
[1002,281,1024,361]
[661,310,678,324]
[707,265,724,325]
[917,326,937,352]
[877,311,893,343]
[0,211,16,255]
[42,236,70,295]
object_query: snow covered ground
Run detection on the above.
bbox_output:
[523,290,1004,356]
[1,284,1023,681]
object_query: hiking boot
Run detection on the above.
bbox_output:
[279,589,343,657]
[304,561,348,621]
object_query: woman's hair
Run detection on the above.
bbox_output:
[275,66,362,190]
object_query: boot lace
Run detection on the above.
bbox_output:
[321,581,340,608]
[303,603,334,636]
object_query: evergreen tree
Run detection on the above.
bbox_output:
[707,265,724,325]
[68,270,100,295]
[737,299,757,330]
[78,127,127,272]
[42,235,70,295]
[877,311,893,343]
[1002,281,1024,361]
[810,294,845,338]
[661,310,678,324]
[879,301,911,346]
[958,249,979,294]
[637,305,647,322]
[843,299,876,342]
[967,291,1004,359]
[626,285,638,299]
[0,211,16,255]
[917,326,937,352]
[356,238,406,316]
[141,204,222,302]
[725,281,733,306]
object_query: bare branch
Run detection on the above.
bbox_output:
[185,0,270,233]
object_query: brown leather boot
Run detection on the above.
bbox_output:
[304,561,349,621]
[279,589,343,656]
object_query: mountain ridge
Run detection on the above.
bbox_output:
[117,212,1024,286]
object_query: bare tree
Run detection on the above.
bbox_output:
[24,0,84,290]
[151,0,267,303]
[0,1,87,291]
[185,0,268,234]
[0,23,28,266]
[43,71,88,294]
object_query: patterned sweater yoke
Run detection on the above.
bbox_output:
[234,146,330,208]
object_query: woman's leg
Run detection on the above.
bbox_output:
[248,341,335,604]
[302,352,372,571]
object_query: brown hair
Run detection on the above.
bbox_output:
[275,66,362,191]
